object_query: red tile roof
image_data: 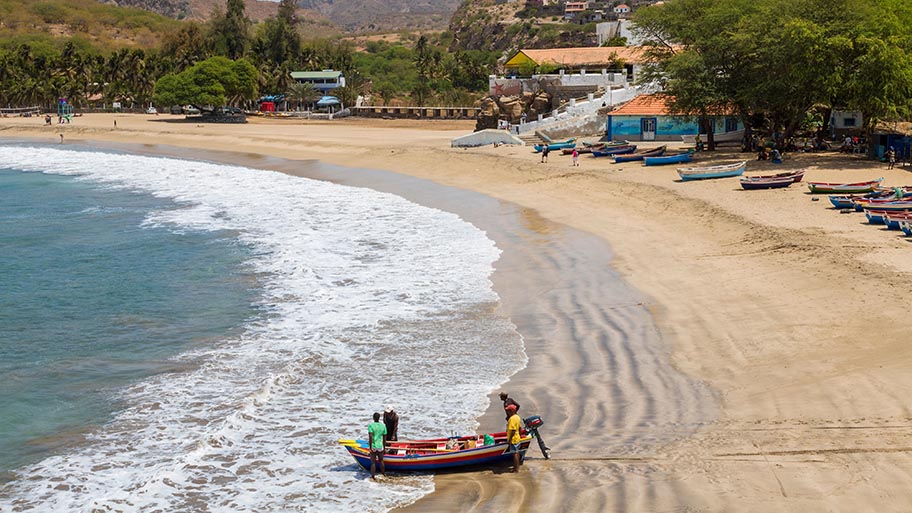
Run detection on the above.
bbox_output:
[610,94,673,116]
[515,46,651,68]
[610,94,737,116]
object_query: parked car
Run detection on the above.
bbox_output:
[183,105,201,115]
[146,106,157,114]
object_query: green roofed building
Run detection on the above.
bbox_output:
[290,70,346,93]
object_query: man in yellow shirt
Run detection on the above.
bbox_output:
[505,404,522,472]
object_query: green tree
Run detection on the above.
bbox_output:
[634,0,912,149]
[153,56,257,109]
[210,0,250,60]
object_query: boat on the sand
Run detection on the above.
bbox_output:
[533,139,576,153]
[591,145,637,157]
[644,152,693,166]
[740,169,805,189]
[807,178,883,194]
[612,145,667,163]
[676,160,747,180]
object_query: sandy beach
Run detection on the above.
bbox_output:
[3,113,912,512]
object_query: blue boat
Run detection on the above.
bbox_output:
[865,209,888,225]
[829,195,860,209]
[901,220,912,236]
[644,152,693,166]
[533,139,576,153]
[676,161,747,181]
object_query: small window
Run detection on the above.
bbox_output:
[725,117,739,133]
[843,117,856,127]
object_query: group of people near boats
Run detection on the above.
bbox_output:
[364,392,525,479]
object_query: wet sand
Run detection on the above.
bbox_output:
[3,114,912,512]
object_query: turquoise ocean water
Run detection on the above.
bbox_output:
[0,165,258,473]
[0,144,524,512]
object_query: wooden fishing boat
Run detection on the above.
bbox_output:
[339,431,533,472]
[883,212,912,230]
[851,188,912,211]
[676,160,747,181]
[740,169,805,190]
[806,178,883,194]
[591,145,637,157]
[864,209,890,225]
[562,143,604,155]
[744,169,806,182]
[533,138,576,153]
[828,190,891,209]
[612,145,667,163]
[900,219,912,236]
[859,200,912,213]
[644,152,693,166]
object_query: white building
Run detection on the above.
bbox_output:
[596,19,645,46]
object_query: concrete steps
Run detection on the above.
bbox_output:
[519,133,546,146]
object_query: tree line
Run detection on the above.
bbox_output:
[634,0,912,149]
[0,0,497,111]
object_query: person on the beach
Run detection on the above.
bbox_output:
[771,148,782,164]
[505,404,522,472]
[572,148,579,166]
[887,146,896,169]
[499,392,520,419]
[383,406,399,443]
[541,145,550,163]
[367,412,387,479]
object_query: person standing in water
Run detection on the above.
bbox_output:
[367,412,387,479]
[383,406,398,443]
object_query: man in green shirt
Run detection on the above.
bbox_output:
[367,412,387,479]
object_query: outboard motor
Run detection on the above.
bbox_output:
[523,415,550,459]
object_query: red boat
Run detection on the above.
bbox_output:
[340,414,548,472]
[740,169,806,190]
[339,431,533,471]
[807,178,883,194]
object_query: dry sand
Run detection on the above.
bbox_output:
[3,114,912,512]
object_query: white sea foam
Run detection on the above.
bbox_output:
[0,147,526,512]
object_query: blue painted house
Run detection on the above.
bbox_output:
[606,94,743,142]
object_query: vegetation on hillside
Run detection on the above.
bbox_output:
[635,0,912,148]
[447,0,597,53]
[0,0,498,111]
[0,0,180,51]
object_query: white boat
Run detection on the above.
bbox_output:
[677,161,748,181]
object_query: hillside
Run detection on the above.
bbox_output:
[448,0,597,54]
[0,0,180,50]
[296,0,462,32]
[109,0,461,32]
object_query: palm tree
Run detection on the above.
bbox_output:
[286,81,320,111]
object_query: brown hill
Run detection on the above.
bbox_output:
[110,0,461,31]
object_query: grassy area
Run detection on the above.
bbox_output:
[0,0,179,51]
